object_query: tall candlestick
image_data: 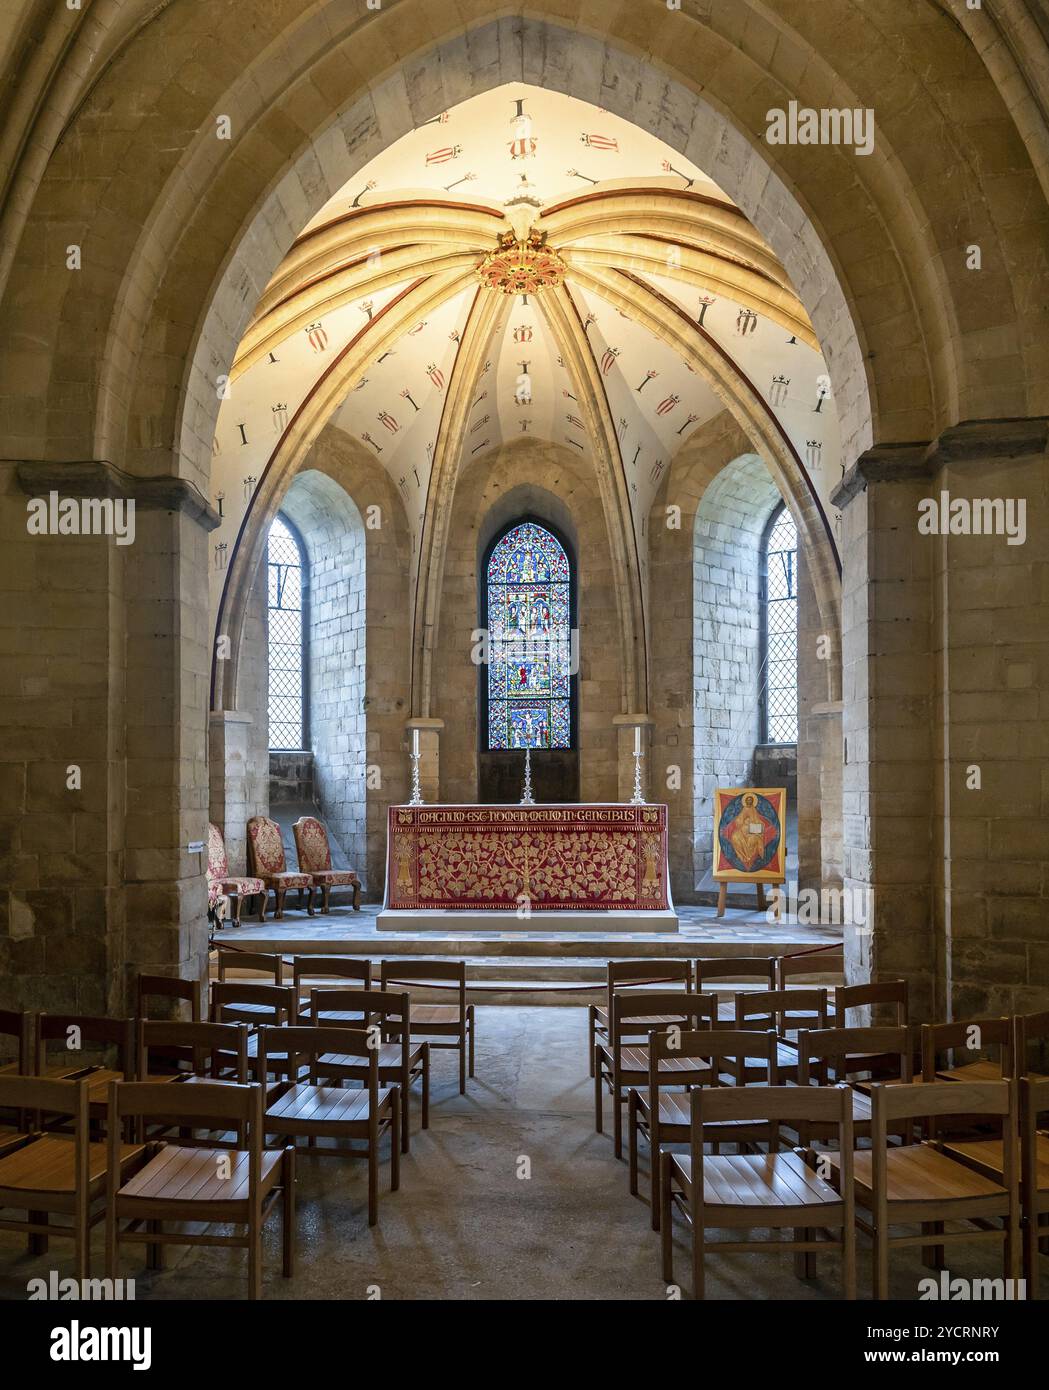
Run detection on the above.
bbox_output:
[633,725,641,757]
[411,727,420,758]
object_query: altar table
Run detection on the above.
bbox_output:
[381,804,674,929]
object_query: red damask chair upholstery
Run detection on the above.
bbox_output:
[246,816,314,920]
[292,816,361,913]
[207,822,266,925]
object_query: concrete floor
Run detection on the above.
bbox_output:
[0,1007,1038,1301]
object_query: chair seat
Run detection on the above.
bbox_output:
[266,1083,395,1127]
[603,1045,711,1078]
[0,1135,143,1193]
[118,1144,284,1202]
[219,876,265,897]
[827,1144,1008,1204]
[594,1009,688,1029]
[42,1065,126,1106]
[308,870,359,886]
[409,1005,462,1026]
[942,1136,1049,1191]
[260,872,312,889]
[307,1009,366,1025]
[671,1150,843,1209]
[318,1044,420,1072]
[935,1059,1003,1083]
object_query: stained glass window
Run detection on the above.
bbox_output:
[268,515,306,750]
[485,520,572,749]
[761,506,798,743]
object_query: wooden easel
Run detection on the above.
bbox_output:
[716,879,783,920]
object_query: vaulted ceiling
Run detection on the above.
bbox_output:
[209,84,842,640]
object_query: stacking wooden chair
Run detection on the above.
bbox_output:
[207,821,267,925]
[35,1014,135,1126]
[922,1017,1013,1085]
[827,1080,1019,1299]
[661,1084,857,1300]
[105,1079,294,1300]
[733,988,828,1081]
[291,815,362,913]
[379,959,474,1094]
[0,1074,144,1279]
[695,956,775,1022]
[215,947,285,1020]
[210,981,298,1081]
[1015,1011,1049,1083]
[595,992,717,1158]
[776,946,845,1028]
[292,956,371,1023]
[259,1026,399,1226]
[311,988,429,1152]
[136,1020,250,1145]
[795,1026,914,1144]
[629,1029,781,1229]
[587,959,693,1077]
[247,814,315,919]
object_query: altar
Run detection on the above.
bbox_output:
[377,803,678,932]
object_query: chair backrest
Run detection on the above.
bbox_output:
[0,1074,92,1203]
[380,958,466,1008]
[216,948,284,985]
[259,1025,378,1095]
[138,1019,250,1082]
[35,1014,134,1075]
[107,1080,264,1187]
[649,1026,779,1086]
[1021,1077,1049,1197]
[796,1026,913,1086]
[135,974,201,1022]
[920,1017,1014,1081]
[206,821,229,884]
[307,987,408,1028]
[611,991,716,1044]
[293,956,372,1004]
[247,815,288,875]
[870,1080,1017,1184]
[691,1083,855,1168]
[776,947,845,988]
[0,1009,29,1071]
[834,980,908,1026]
[209,981,296,1026]
[694,956,776,990]
[605,959,691,1015]
[735,988,828,1036]
[1014,1011,1049,1078]
[292,816,334,873]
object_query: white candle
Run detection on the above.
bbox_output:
[411,728,419,757]
[634,725,641,757]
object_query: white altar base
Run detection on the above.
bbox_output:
[375,908,679,933]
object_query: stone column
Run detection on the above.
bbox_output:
[208,711,253,873]
[833,418,1049,1020]
[405,717,444,803]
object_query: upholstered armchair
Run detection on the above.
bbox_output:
[246,815,315,919]
[292,816,362,913]
[207,822,266,925]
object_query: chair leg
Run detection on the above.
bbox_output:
[391,1103,401,1192]
[468,1007,475,1078]
[594,1059,603,1134]
[794,1230,816,1280]
[352,882,361,911]
[256,891,267,922]
[628,1090,639,1197]
[874,1224,889,1300]
[306,887,315,918]
[660,1152,674,1284]
[248,1223,262,1300]
[587,1008,595,1079]
[613,1086,623,1160]
[368,1139,378,1227]
[231,894,242,927]
[691,1206,704,1302]
[421,1044,430,1129]
[282,1148,295,1278]
[28,1212,48,1256]
[322,884,331,914]
[843,1215,857,1300]
[921,1221,944,1269]
[400,1074,410,1154]
[458,1030,466,1095]
[275,887,286,920]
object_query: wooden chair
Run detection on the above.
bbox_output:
[34,1013,135,1125]
[210,982,298,1081]
[695,956,775,1022]
[629,1028,781,1229]
[1015,1011,1049,1083]
[259,1026,398,1227]
[311,988,429,1153]
[0,1010,30,1137]
[776,946,844,1028]
[207,821,267,925]
[0,1074,144,1279]
[921,1017,1013,1085]
[215,948,286,1022]
[827,1080,1019,1299]
[291,816,362,913]
[834,980,909,1028]
[661,1084,857,1300]
[105,1079,294,1300]
[587,959,693,1077]
[136,1019,250,1145]
[733,988,828,1081]
[379,959,475,1094]
[795,1026,914,1144]
[135,973,201,1022]
[292,956,372,1023]
[247,814,315,919]
[595,992,717,1158]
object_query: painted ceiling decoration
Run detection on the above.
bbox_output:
[209,84,843,659]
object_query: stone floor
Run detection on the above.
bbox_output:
[0,1007,1035,1302]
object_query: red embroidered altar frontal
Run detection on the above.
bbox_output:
[387,804,669,911]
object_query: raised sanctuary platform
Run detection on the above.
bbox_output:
[378,802,678,932]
